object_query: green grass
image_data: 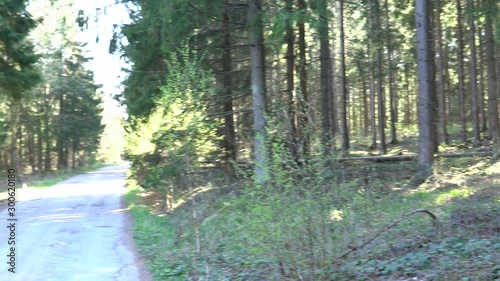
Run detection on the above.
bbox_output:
[125,157,500,280]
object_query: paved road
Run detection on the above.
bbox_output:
[0,165,152,281]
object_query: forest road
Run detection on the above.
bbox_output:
[0,164,153,281]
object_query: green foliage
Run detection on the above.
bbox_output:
[126,153,500,280]
[126,48,221,190]
[0,0,41,99]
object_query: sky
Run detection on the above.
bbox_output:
[73,0,132,116]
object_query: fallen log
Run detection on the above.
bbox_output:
[338,154,417,162]
[338,151,493,162]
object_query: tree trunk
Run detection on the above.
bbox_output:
[362,76,369,136]
[297,0,309,159]
[456,0,467,142]
[27,123,36,172]
[285,0,299,161]
[338,0,349,153]
[221,7,237,176]
[468,0,480,146]
[318,0,333,154]
[435,0,448,144]
[9,101,20,175]
[484,5,500,156]
[368,0,377,149]
[384,0,397,144]
[416,0,436,178]
[478,25,487,133]
[374,0,386,155]
[247,0,268,185]
[36,103,43,171]
[44,107,51,172]
[404,64,411,125]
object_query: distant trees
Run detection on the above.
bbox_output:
[117,0,500,186]
[0,0,41,173]
[0,0,104,174]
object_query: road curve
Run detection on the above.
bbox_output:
[0,164,152,281]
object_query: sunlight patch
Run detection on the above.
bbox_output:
[434,188,473,205]
[329,209,344,222]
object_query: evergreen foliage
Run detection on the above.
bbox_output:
[0,0,40,99]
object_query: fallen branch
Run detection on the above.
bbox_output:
[338,151,493,162]
[338,155,416,162]
[337,209,442,259]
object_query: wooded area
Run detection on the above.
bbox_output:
[115,0,500,186]
[0,0,107,179]
[1,0,499,280]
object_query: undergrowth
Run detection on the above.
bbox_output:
[125,156,499,281]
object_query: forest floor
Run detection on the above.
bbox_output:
[125,140,499,280]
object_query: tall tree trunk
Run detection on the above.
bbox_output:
[36,102,43,171]
[330,10,338,141]
[318,0,333,154]
[362,78,369,136]
[404,64,411,125]
[443,28,452,124]
[71,144,75,169]
[374,0,386,154]
[384,0,397,144]
[456,0,467,142]
[484,4,500,156]
[285,0,299,161]
[28,123,36,172]
[297,0,309,159]
[468,0,480,146]
[338,0,349,153]
[9,101,20,175]
[221,7,237,176]
[368,0,377,149]
[57,93,65,170]
[436,0,448,144]
[478,25,487,133]
[43,107,51,172]
[416,0,436,178]
[247,0,268,185]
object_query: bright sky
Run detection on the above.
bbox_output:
[73,0,131,116]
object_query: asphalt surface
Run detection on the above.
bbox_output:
[0,164,152,281]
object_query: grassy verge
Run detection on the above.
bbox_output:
[125,158,499,280]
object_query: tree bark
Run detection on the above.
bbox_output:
[416,0,436,178]
[338,0,349,153]
[374,0,386,155]
[9,101,20,175]
[384,0,397,144]
[435,0,448,144]
[318,0,333,154]
[285,0,299,161]
[478,25,487,133]
[468,0,480,146]
[362,75,369,136]
[247,0,268,185]
[368,0,377,150]
[484,5,500,156]
[297,0,309,159]
[456,0,467,142]
[27,122,36,172]
[221,7,237,176]
[36,102,43,171]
